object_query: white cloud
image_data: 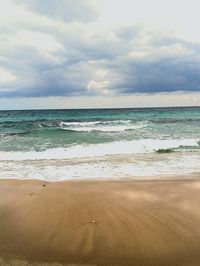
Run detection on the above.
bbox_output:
[0,67,17,83]
[87,68,110,94]
[88,80,110,95]
[15,30,63,52]
[129,43,193,62]
[99,0,200,42]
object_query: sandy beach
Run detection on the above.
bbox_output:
[1,178,200,265]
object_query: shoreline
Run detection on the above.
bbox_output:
[1,171,200,183]
[1,151,200,181]
[1,177,200,265]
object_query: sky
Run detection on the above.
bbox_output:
[0,0,200,109]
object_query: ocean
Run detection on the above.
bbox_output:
[0,107,200,181]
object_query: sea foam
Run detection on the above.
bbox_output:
[0,138,198,161]
[0,153,200,181]
[59,120,147,132]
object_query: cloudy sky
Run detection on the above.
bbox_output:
[0,0,200,109]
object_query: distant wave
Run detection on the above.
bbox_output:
[0,138,199,161]
[0,131,31,137]
[2,117,200,134]
[59,120,148,132]
[0,119,148,133]
[150,118,200,124]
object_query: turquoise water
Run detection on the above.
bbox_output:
[0,107,200,152]
[0,107,200,180]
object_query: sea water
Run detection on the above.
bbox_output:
[0,107,200,181]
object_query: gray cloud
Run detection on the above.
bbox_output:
[0,0,200,98]
[22,0,99,22]
[115,57,200,94]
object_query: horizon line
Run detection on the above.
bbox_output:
[1,105,200,112]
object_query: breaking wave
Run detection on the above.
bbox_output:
[0,138,199,161]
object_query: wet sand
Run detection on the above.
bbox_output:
[1,178,200,265]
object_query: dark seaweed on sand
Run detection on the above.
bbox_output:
[156,148,174,153]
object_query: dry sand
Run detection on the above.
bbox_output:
[1,178,200,265]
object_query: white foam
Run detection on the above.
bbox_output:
[60,120,146,132]
[0,138,198,161]
[0,153,200,181]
